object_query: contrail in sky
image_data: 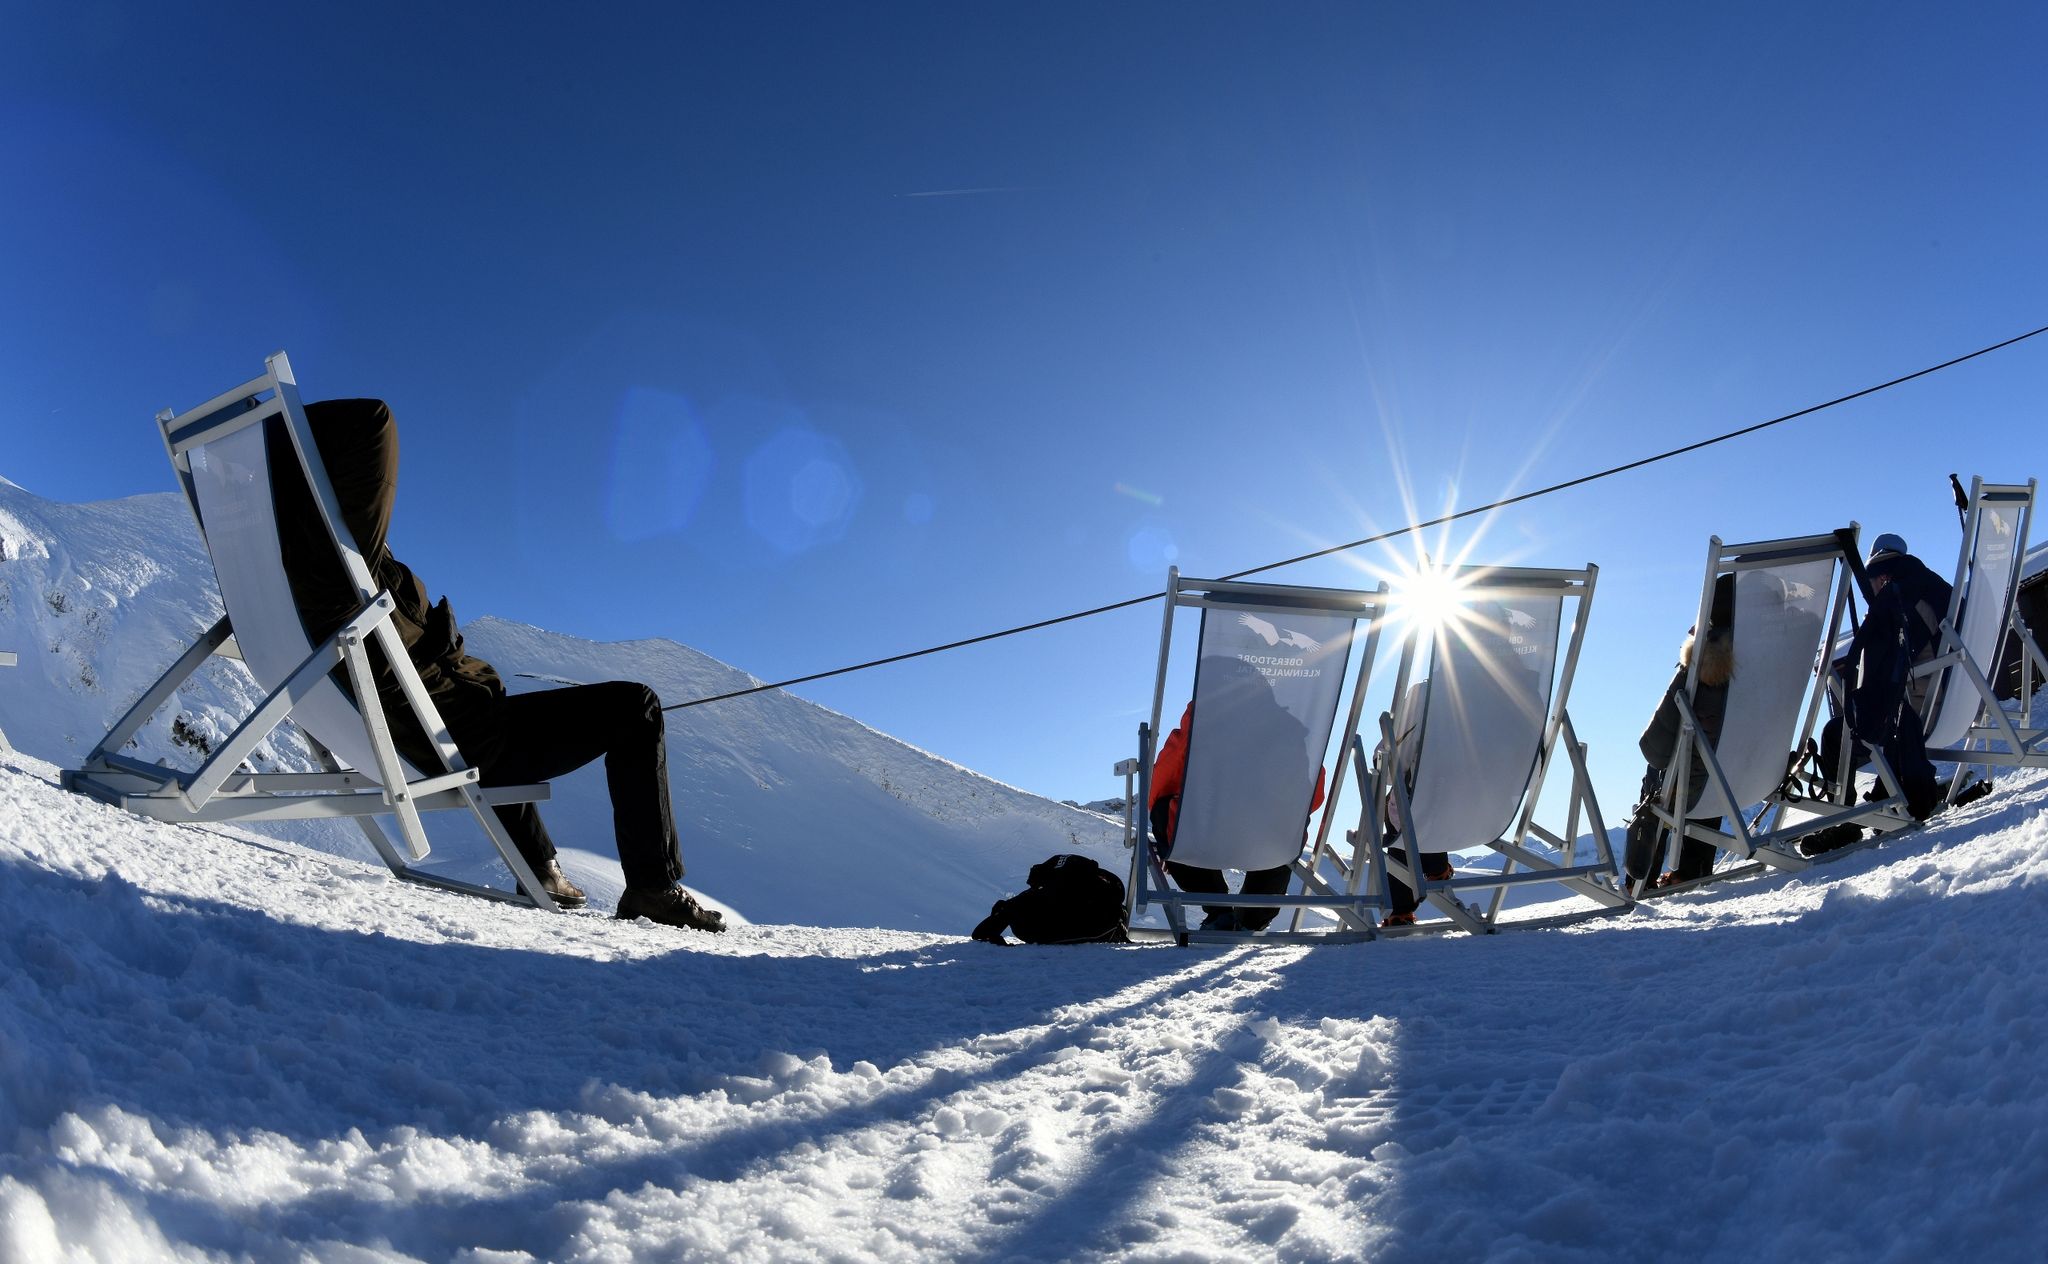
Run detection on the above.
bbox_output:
[899,186,1035,198]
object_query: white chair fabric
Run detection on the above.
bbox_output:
[1170,604,1355,872]
[1403,596,1560,852]
[1688,560,1834,822]
[189,423,421,784]
[1926,500,2025,747]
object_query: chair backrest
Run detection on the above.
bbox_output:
[1689,555,1835,821]
[1925,482,2034,747]
[1403,593,1561,851]
[165,355,418,784]
[1168,592,1360,872]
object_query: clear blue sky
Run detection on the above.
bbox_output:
[5,1,2047,814]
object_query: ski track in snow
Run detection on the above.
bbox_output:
[4,746,2046,1262]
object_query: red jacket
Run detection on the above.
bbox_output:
[1148,702,1326,847]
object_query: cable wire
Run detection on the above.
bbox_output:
[666,321,2048,711]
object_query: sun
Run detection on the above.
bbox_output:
[1388,559,1474,642]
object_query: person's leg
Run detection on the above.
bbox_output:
[1882,707,1943,820]
[1232,863,1294,931]
[369,701,562,876]
[488,802,560,873]
[1850,592,1914,735]
[480,681,686,890]
[1163,861,1231,922]
[1673,822,1720,882]
[1385,845,1418,916]
[1386,837,1453,914]
[1817,716,1871,803]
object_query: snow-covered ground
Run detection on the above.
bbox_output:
[4,742,2046,1262]
[7,475,2048,1260]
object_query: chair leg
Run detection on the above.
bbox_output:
[465,785,556,911]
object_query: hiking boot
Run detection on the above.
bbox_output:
[1380,911,1418,929]
[1797,823,1864,858]
[1951,779,1994,809]
[616,885,726,933]
[1661,867,1715,889]
[1424,859,1455,882]
[1198,909,1238,932]
[538,858,587,908]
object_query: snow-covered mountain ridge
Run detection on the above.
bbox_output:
[0,478,1120,930]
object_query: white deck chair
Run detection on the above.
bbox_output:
[1916,478,2047,780]
[1340,564,1627,934]
[1121,571,1389,944]
[62,353,558,909]
[1641,529,1917,892]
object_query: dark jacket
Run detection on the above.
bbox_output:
[1868,550,1952,660]
[1847,550,1954,727]
[266,400,512,773]
[1639,628,1735,810]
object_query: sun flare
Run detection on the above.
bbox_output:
[1392,562,1472,640]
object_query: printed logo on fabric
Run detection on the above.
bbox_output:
[1237,613,1322,652]
[1231,613,1327,679]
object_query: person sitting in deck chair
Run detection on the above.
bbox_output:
[1814,533,1950,839]
[1377,601,1548,926]
[269,399,724,933]
[1149,659,1327,933]
[1377,679,1453,928]
[1629,573,1737,889]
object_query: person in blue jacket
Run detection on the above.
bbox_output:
[1812,533,1952,846]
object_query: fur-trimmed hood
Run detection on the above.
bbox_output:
[1681,627,1735,688]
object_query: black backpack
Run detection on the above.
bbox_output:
[970,854,1129,945]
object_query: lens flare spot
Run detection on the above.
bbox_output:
[605,387,715,542]
[1127,524,1179,572]
[743,428,864,556]
[791,457,856,528]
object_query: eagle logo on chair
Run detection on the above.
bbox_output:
[1238,613,1321,652]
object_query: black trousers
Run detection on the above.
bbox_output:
[1165,861,1292,930]
[464,681,687,891]
[1819,713,1940,820]
[1383,843,1451,916]
[1623,764,1719,886]
[1827,584,1942,818]
[1624,819,1720,886]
